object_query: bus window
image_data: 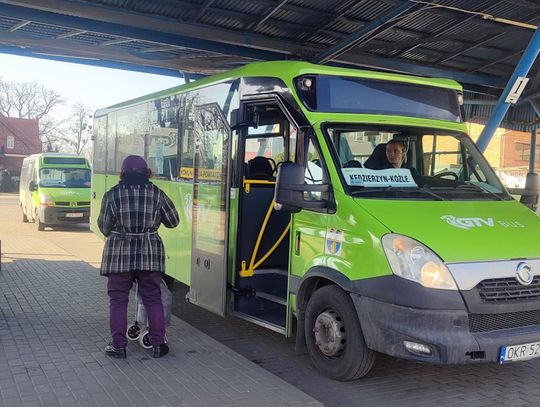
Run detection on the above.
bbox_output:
[304,136,327,202]
[244,116,296,179]
[327,128,395,168]
[116,105,146,174]
[147,96,179,180]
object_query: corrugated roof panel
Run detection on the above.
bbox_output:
[0,16,20,30]
[218,0,266,17]
[348,0,394,21]
[17,22,65,38]
[398,10,454,33]
[400,50,437,63]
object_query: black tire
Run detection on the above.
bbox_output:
[35,214,45,231]
[304,285,375,381]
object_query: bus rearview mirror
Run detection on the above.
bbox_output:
[274,162,329,213]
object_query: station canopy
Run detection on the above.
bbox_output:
[1,0,540,131]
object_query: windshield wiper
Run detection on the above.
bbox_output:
[456,183,504,200]
[428,184,504,200]
[351,186,445,200]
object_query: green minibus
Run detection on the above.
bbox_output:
[20,153,91,230]
[91,61,540,380]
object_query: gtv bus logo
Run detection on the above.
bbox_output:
[441,215,494,230]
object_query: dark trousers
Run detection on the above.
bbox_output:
[107,271,165,348]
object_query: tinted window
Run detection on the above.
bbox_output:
[43,157,87,165]
[315,76,461,122]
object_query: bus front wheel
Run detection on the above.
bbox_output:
[304,285,375,381]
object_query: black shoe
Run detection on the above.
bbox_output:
[152,343,169,358]
[105,344,126,359]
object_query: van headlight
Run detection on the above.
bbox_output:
[382,234,457,290]
[40,193,53,207]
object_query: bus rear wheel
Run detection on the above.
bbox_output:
[304,285,375,381]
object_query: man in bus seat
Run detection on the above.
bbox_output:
[247,156,274,180]
[66,171,82,186]
[365,140,406,169]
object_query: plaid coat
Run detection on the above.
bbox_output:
[98,182,179,276]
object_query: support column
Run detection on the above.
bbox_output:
[476,27,540,152]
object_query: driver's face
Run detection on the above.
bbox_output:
[386,144,405,168]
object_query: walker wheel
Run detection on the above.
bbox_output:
[127,323,142,341]
[139,331,153,349]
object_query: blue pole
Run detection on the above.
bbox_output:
[530,128,537,172]
[476,27,540,152]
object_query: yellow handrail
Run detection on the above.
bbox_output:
[240,198,291,277]
[243,178,275,193]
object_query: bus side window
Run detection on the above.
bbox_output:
[304,136,326,202]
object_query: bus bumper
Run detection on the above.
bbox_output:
[39,206,90,225]
[351,294,540,364]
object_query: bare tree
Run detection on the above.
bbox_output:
[0,77,64,119]
[63,103,93,155]
[39,116,68,152]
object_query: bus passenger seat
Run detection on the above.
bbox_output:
[344,160,362,168]
[364,143,391,170]
[247,156,274,180]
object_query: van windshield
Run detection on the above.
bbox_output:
[39,168,91,188]
[324,125,511,201]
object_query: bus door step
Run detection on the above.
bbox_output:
[255,291,287,306]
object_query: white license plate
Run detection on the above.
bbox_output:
[66,213,84,218]
[500,341,540,363]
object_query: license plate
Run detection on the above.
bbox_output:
[66,213,84,218]
[500,341,540,363]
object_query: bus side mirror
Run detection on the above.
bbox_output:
[29,181,37,192]
[274,162,329,213]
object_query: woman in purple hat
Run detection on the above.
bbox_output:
[97,155,179,359]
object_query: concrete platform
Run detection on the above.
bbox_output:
[0,193,321,407]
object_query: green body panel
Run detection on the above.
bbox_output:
[89,174,106,235]
[356,199,540,263]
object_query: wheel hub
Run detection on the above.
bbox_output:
[313,310,345,357]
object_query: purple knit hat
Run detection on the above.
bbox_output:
[121,155,148,173]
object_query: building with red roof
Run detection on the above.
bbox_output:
[0,113,41,176]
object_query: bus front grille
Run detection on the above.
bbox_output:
[477,277,540,302]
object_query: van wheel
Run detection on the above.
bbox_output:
[304,285,375,381]
[35,214,45,231]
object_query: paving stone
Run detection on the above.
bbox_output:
[0,193,321,406]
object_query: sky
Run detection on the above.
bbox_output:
[0,53,184,120]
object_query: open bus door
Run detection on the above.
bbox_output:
[188,103,231,316]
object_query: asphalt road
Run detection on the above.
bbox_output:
[3,191,539,407]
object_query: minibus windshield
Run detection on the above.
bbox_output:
[39,168,91,188]
[325,125,511,201]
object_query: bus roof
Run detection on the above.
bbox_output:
[24,153,90,167]
[95,60,462,116]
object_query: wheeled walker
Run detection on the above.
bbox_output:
[126,278,172,349]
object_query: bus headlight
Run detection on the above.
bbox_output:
[382,234,457,290]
